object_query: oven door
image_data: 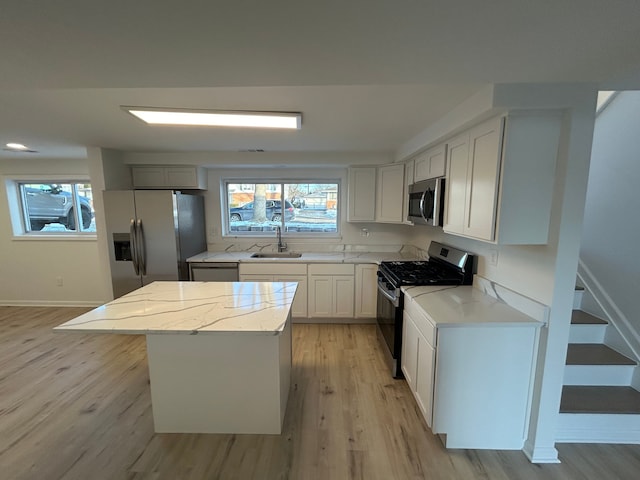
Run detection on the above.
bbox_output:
[376,279,404,378]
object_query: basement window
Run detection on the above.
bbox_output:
[222,181,339,236]
[6,181,96,236]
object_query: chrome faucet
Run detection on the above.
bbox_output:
[276,226,287,252]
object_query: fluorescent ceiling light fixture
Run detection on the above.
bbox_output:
[6,142,29,150]
[124,107,302,130]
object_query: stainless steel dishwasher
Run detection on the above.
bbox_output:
[189,262,239,281]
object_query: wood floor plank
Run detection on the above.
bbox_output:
[2,307,640,479]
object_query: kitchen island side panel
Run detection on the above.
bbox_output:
[146,318,291,434]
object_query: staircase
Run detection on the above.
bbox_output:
[556,286,640,443]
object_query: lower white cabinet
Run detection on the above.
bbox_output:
[354,264,378,318]
[239,264,308,318]
[402,294,538,449]
[402,308,436,427]
[308,264,354,318]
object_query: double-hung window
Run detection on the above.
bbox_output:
[9,181,95,234]
[223,181,339,236]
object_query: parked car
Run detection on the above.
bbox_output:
[229,200,295,222]
[25,184,93,231]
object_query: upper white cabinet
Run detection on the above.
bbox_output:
[443,113,561,244]
[375,163,405,223]
[347,164,405,224]
[414,143,447,182]
[132,166,207,190]
[347,167,376,222]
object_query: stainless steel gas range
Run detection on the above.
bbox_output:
[376,242,475,378]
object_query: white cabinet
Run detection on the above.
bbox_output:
[375,163,405,223]
[443,113,561,244]
[402,301,437,427]
[354,264,378,318]
[414,143,446,182]
[402,293,539,449]
[132,166,207,190]
[402,159,414,223]
[308,264,354,318]
[239,263,308,318]
[347,167,376,222]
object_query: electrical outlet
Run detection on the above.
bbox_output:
[56,276,63,287]
[488,249,499,267]
[360,228,370,237]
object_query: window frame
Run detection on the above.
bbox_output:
[5,176,96,239]
[221,178,341,238]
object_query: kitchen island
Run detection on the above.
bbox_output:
[54,281,296,434]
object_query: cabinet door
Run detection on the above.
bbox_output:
[347,167,376,222]
[354,264,378,318]
[401,311,419,391]
[333,276,355,317]
[415,334,436,427]
[375,163,405,223]
[166,167,199,188]
[274,274,308,318]
[403,159,415,222]
[308,275,333,317]
[415,143,446,182]
[443,133,469,234]
[464,117,504,241]
[132,167,166,188]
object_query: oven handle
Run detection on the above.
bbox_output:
[377,281,400,308]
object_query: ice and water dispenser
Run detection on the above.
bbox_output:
[112,233,133,261]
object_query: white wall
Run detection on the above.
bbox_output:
[580,91,640,352]
[0,158,106,306]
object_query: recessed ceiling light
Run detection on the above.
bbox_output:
[123,107,302,130]
[6,142,29,150]
[4,142,37,153]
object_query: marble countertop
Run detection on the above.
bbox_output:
[402,285,542,328]
[187,251,417,264]
[54,281,297,335]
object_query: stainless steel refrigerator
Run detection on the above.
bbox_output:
[104,190,206,298]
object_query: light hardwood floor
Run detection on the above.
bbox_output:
[1,306,639,479]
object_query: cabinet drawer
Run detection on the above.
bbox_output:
[240,263,307,275]
[308,264,354,275]
[404,296,436,346]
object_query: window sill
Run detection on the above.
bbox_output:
[12,233,97,241]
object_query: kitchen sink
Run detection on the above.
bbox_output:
[250,252,302,259]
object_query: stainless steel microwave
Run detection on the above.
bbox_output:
[407,177,446,226]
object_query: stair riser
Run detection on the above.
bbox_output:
[573,290,584,309]
[563,365,634,386]
[556,413,640,443]
[568,324,606,344]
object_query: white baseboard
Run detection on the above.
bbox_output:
[0,300,102,308]
[293,317,375,324]
[556,413,640,443]
[522,440,560,463]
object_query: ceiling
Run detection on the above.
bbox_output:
[1,1,639,162]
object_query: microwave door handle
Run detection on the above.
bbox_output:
[433,180,442,225]
[419,190,429,222]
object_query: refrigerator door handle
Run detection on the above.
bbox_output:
[130,218,140,275]
[137,219,147,276]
